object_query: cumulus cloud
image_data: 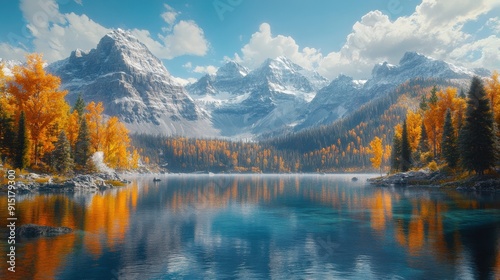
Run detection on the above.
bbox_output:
[161,4,179,31]
[486,17,500,33]
[234,23,322,70]
[0,0,208,62]
[0,0,110,61]
[193,65,217,75]
[235,0,500,79]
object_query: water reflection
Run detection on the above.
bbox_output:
[0,175,498,279]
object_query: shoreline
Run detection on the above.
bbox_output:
[368,169,500,192]
[1,172,130,194]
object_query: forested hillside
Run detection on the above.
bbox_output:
[132,78,467,172]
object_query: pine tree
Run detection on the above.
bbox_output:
[73,94,86,117]
[0,104,15,162]
[459,89,466,99]
[53,130,73,174]
[441,109,459,168]
[390,134,402,173]
[429,86,439,105]
[75,118,91,167]
[401,119,411,172]
[418,122,429,153]
[459,77,495,175]
[14,111,29,170]
[419,95,428,111]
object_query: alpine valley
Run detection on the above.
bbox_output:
[3,29,490,139]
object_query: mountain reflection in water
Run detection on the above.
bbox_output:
[0,174,499,279]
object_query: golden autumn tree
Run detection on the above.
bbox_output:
[423,87,463,158]
[369,136,383,175]
[85,101,105,152]
[6,54,69,165]
[486,71,500,134]
[130,149,140,169]
[406,110,422,152]
[103,116,130,169]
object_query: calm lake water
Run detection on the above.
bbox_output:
[1,174,500,279]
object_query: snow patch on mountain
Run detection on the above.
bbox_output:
[48,29,218,137]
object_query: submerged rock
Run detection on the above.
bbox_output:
[16,224,73,238]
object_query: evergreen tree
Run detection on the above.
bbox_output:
[73,94,86,117]
[419,95,429,111]
[418,122,429,153]
[391,134,402,173]
[14,111,29,170]
[75,118,91,167]
[459,88,466,99]
[53,130,73,174]
[401,119,411,171]
[0,104,15,162]
[429,86,439,105]
[459,77,495,175]
[441,109,459,168]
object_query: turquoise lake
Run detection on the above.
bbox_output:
[1,174,500,279]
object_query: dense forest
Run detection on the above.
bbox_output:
[132,76,496,173]
[0,54,139,174]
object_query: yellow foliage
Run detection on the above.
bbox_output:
[5,53,69,164]
[486,70,500,133]
[428,161,438,171]
[66,110,80,149]
[406,110,422,152]
[130,149,140,169]
[423,87,462,157]
[85,101,105,152]
[369,136,383,171]
[103,116,130,169]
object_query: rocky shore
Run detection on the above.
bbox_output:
[16,224,73,238]
[2,172,130,194]
[368,169,500,192]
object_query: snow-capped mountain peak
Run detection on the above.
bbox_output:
[47,29,217,137]
[215,61,249,80]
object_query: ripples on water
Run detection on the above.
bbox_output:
[0,174,499,279]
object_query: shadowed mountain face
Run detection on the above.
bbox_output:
[47,29,217,137]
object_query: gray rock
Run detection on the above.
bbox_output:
[16,224,73,238]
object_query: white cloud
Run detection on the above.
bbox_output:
[131,20,208,59]
[193,65,217,75]
[235,0,500,79]
[171,76,197,86]
[1,0,110,62]
[234,23,322,71]
[0,0,208,63]
[183,62,192,69]
[161,4,179,31]
[486,17,500,33]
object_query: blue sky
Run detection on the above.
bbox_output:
[0,0,499,82]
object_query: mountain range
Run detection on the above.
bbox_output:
[1,29,490,138]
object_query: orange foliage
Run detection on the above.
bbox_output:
[66,110,80,149]
[103,116,130,168]
[5,54,69,164]
[85,101,105,152]
[423,87,463,157]
[406,110,422,152]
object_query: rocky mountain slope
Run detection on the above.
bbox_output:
[47,29,217,136]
